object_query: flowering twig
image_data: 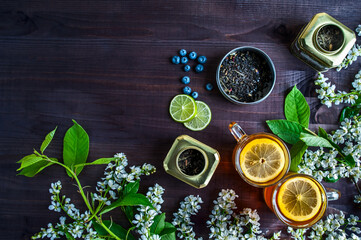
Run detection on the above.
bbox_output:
[315,71,361,108]
[336,25,361,71]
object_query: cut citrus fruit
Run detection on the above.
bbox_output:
[277,176,322,222]
[240,138,285,183]
[169,94,197,123]
[184,101,211,131]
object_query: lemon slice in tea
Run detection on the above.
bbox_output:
[240,138,285,183]
[277,176,322,222]
[169,94,197,123]
[184,101,211,131]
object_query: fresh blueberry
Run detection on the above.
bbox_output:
[171,56,180,64]
[181,76,190,85]
[184,65,191,72]
[195,64,204,73]
[181,57,188,64]
[191,91,199,99]
[179,49,187,56]
[189,51,197,60]
[183,86,192,95]
[197,56,207,64]
[206,83,213,91]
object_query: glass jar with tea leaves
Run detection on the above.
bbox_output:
[290,12,356,72]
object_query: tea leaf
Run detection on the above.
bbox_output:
[300,133,333,148]
[40,127,57,154]
[317,127,356,167]
[124,180,140,195]
[289,140,308,172]
[17,159,57,177]
[100,193,154,215]
[318,127,343,152]
[160,222,177,240]
[73,158,115,169]
[17,154,44,170]
[63,120,89,177]
[124,206,134,223]
[150,213,166,235]
[92,220,136,240]
[285,86,310,128]
[344,154,356,168]
[339,105,361,122]
[266,119,305,144]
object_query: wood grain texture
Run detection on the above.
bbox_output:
[0,0,361,239]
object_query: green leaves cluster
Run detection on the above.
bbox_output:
[266,86,355,174]
[16,120,176,240]
[17,120,92,177]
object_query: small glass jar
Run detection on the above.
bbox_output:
[163,135,220,188]
[290,12,356,72]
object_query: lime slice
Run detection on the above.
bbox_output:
[169,94,197,123]
[184,101,211,131]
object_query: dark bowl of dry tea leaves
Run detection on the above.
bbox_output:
[216,46,276,104]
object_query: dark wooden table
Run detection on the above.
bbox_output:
[1,1,361,239]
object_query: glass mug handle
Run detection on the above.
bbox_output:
[326,188,341,201]
[229,122,247,142]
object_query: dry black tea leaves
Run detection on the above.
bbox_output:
[177,148,205,176]
[219,50,273,103]
[316,25,344,52]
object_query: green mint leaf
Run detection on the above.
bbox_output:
[100,193,154,215]
[17,154,44,171]
[300,133,333,148]
[289,140,308,172]
[92,220,136,240]
[150,213,166,235]
[160,222,177,240]
[40,127,57,154]
[73,157,115,169]
[266,119,305,144]
[124,180,140,195]
[63,120,89,177]
[339,105,361,122]
[17,159,56,177]
[285,85,310,128]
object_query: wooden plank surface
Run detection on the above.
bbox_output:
[0,0,360,239]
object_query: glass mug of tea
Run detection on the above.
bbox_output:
[263,173,340,228]
[229,122,290,188]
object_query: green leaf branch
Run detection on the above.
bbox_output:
[266,85,356,172]
[17,121,170,240]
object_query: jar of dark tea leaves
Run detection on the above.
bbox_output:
[290,12,356,72]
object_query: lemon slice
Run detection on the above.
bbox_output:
[277,176,322,222]
[184,101,211,131]
[169,94,197,123]
[240,138,285,183]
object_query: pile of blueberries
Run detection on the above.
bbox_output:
[171,49,213,99]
